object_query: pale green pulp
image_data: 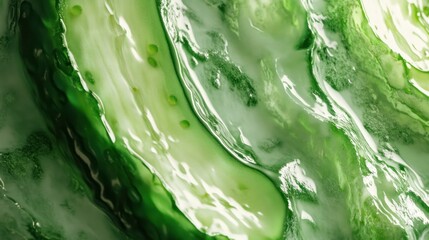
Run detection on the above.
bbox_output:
[63,0,285,239]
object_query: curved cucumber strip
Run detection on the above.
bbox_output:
[161,0,429,239]
[159,0,311,169]
[18,0,286,239]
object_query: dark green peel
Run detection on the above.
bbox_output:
[17,1,214,239]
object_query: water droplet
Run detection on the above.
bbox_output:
[147,57,158,67]
[167,95,177,106]
[179,120,190,129]
[70,5,83,17]
[147,44,159,55]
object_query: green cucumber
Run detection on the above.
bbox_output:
[15,0,429,239]
[18,0,286,239]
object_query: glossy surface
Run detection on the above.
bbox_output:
[63,0,285,238]
[2,0,429,239]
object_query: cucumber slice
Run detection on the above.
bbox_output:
[18,0,286,239]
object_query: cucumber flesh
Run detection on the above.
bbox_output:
[19,0,287,239]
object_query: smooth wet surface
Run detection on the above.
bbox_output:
[2,0,429,239]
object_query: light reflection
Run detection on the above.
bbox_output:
[101,114,116,143]
[65,0,429,238]
[237,127,252,148]
[128,129,142,143]
[118,16,136,45]
[130,47,143,62]
[410,79,429,97]
[279,159,317,195]
[322,81,379,154]
[301,210,315,223]
[280,75,310,108]
[200,180,262,229]
[361,0,429,72]
[0,177,4,190]
[170,157,199,186]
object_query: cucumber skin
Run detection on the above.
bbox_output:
[17,1,221,239]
